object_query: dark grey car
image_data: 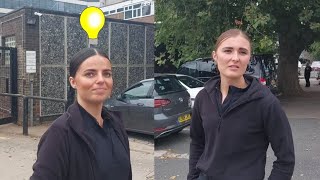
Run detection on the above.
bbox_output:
[104,75,192,139]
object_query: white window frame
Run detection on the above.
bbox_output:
[124,2,152,20]
[4,36,15,65]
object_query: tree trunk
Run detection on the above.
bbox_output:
[277,31,304,96]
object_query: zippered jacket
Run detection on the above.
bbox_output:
[30,102,132,180]
[188,75,295,180]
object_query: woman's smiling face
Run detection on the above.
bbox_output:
[69,55,113,104]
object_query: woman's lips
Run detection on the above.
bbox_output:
[92,88,107,93]
[228,65,239,69]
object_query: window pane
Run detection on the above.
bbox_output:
[133,10,136,17]
[142,5,151,16]
[123,81,153,99]
[124,11,132,19]
[137,8,141,17]
[177,76,204,88]
[110,10,116,14]
[154,77,185,96]
[133,4,141,9]
[5,50,10,65]
[117,8,124,12]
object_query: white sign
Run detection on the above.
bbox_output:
[26,51,36,73]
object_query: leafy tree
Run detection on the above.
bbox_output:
[155,0,320,96]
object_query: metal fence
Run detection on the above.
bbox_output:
[0,93,67,135]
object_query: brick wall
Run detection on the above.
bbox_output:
[0,9,24,122]
[0,8,42,124]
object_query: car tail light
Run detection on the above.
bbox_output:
[154,127,166,132]
[154,99,171,108]
[259,78,266,85]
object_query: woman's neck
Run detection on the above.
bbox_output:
[77,98,104,127]
[220,76,247,102]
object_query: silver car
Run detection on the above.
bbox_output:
[104,75,192,139]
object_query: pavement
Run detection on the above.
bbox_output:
[0,122,154,180]
[280,78,320,119]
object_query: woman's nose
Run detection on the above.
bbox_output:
[96,73,104,83]
[232,52,240,61]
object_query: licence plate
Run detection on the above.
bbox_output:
[178,114,191,123]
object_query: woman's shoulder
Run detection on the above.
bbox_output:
[44,112,72,136]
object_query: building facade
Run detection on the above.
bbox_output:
[0,0,104,16]
[0,0,154,24]
[101,0,154,23]
[0,7,154,124]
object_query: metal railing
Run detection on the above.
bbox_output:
[0,93,67,135]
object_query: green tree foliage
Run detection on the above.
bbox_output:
[155,0,320,95]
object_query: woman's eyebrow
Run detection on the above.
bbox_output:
[239,48,249,52]
[83,68,112,72]
[83,69,97,72]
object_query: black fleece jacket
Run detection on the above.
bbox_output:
[30,102,132,180]
[188,75,295,180]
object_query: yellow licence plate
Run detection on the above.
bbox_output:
[178,114,191,123]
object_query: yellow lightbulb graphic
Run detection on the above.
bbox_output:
[80,7,105,39]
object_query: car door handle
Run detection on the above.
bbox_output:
[137,103,144,106]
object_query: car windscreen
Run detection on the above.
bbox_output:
[177,76,204,88]
[154,76,185,96]
[176,61,198,77]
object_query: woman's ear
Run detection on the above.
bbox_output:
[212,51,217,62]
[69,77,76,89]
[212,51,217,65]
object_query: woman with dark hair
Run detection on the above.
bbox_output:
[31,48,132,180]
[187,29,295,180]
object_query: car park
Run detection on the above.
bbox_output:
[176,57,218,82]
[176,54,280,95]
[104,74,192,139]
[162,74,204,108]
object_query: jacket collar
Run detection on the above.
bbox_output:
[65,102,129,154]
[203,75,266,113]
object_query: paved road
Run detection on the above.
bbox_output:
[155,118,320,180]
[155,79,320,180]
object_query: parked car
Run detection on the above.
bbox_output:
[311,61,320,71]
[176,57,218,82]
[176,54,280,95]
[162,74,204,108]
[104,74,192,139]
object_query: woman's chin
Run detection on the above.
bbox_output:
[222,72,244,79]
